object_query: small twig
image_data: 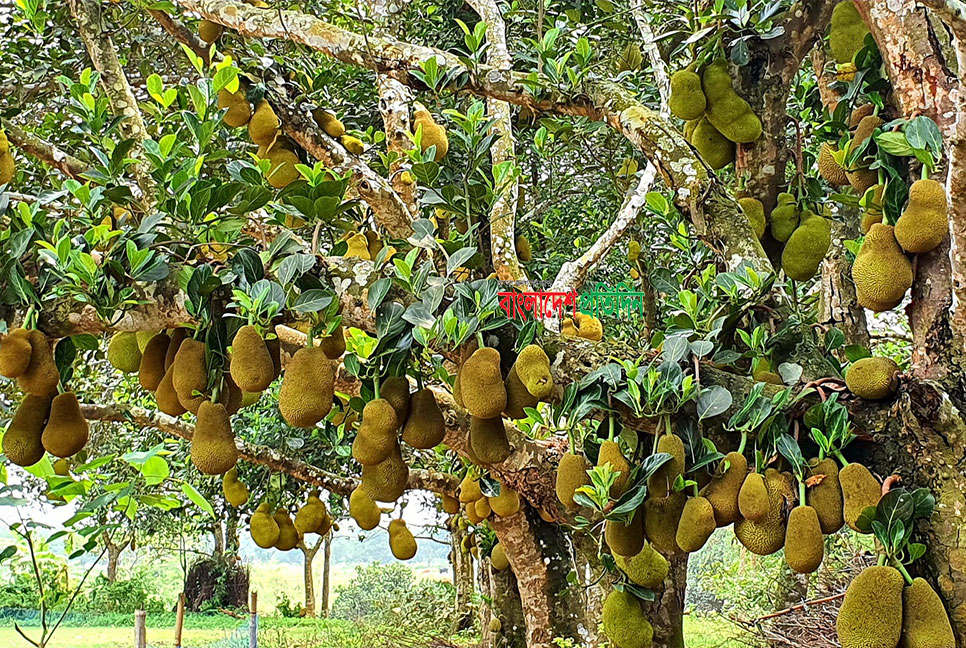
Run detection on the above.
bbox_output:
[751,592,846,621]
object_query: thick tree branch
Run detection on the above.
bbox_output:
[630,0,670,106]
[3,123,89,179]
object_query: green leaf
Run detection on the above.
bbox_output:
[696,386,732,420]
[181,483,215,517]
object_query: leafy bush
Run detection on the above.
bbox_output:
[275,592,303,618]
[78,574,167,614]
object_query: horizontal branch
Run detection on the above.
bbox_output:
[4,123,89,179]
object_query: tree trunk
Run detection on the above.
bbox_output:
[573,532,607,647]
[320,535,331,616]
[225,508,241,554]
[104,533,122,583]
[487,559,528,648]
[212,522,225,557]
[300,538,323,617]
[450,518,476,631]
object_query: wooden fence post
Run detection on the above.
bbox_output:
[249,591,258,648]
[174,592,185,648]
[134,609,146,648]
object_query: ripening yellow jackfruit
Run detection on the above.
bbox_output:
[459,348,507,419]
[273,509,300,551]
[335,135,363,155]
[380,376,411,427]
[846,356,900,399]
[819,143,850,186]
[574,312,603,341]
[504,365,539,420]
[156,364,187,416]
[361,442,408,502]
[514,345,553,399]
[250,501,280,548]
[676,496,716,552]
[3,394,51,467]
[734,469,792,555]
[441,493,460,515]
[895,178,948,254]
[837,566,904,648]
[489,485,521,517]
[279,347,335,427]
[222,467,249,507]
[264,146,301,189]
[807,458,844,534]
[738,472,768,521]
[343,233,371,260]
[0,150,14,185]
[770,193,799,243]
[249,100,280,147]
[294,491,327,535]
[41,392,89,458]
[198,19,223,43]
[191,401,238,475]
[312,108,346,138]
[556,451,591,508]
[691,117,735,170]
[782,211,831,281]
[413,106,449,161]
[459,473,483,503]
[829,1,870,64]
[469,416,511,465]
[388,519,417,560]
[606,511,646,557]
[702,61,762,143]
[648,434,685,497]
[350,486,381,530]
[644,492,686,555]
[852,223,913,312]
[218,88,252,128]
[602,589,653,648]
[669,68,707,121]
[491,542,510,570]
[352,399,399,465]
[739,197,766,239]
[402,389,445,449]
[230,325,275,392]
[598,440,631,497]
[474,496,492,519]
[701,451,747,526]
[319,325,346,360]
[784,505,824,573]
[615,542,669,589]
[561,317,579,338]
[465,502,484,525]
[516,234,532,262]
[840,462,880,532]
[172,339,208,414]
[107,332,142,373]
[900,577,956,648]
[0,328,32,378]
[18,330,59,397]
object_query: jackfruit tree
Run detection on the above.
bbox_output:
[2,0,966,647]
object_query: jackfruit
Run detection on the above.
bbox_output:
[273,509,300,551]
[173,339,208,414]
[279,347,335,427]
[807,458,844,534]
[352,399,398,465]
[602,589,653,648]
[840,462,880,532]
[702,60,762,143]
[862,209,884,234]
[230,325,275,392]
[221,467,249,507]
[701,451,747,526]
[782,211,832,281]
[53,458,70,476]
[380,376,411,427]
[319,325,345,360]
[770,193,799,243]
[561,317,579,337]
[691,117,735,170]
[504,365,539,419]
[250,501,280,548]
[469,416,511,465]
[341,135,365,155]
[388,519,417,560]
[156,365,187,416]
[218,88,251,128]
[401,388,445,449]
[784,505,824,573]
[218,373,244,415]
[860,183,885,234]
[738,472,768,520]
[846,356,900,399]
[459,473,484,503]
[413,107,449,161]
[350,486,381,530]
[264,146,301,189]
[515,345,554,398]
[648,434,685,497]
[852,223,913,312]
[459,348,507,418]
[598,440,631,497]
[850,103,875,129]
[829,1,870,64]
[837,566,904,648]
[819,143,850,186]
[895,178,948,254]
[0,150,13,185]
[606,511,646,557]
[900,577,956,648]
[669,68,707,121]
[734,469,793,555]
[190,401,238,475]
[676,496,716,552]
[752,358,784,385]
[488,542,509,571]
[628,240,641,262]
[489,485,521,517]
[3,394,51,466]
[574,312,603,341]
[516,235,532,262]
[0,328,32,378]
[106,332,142,374]
[361,442,408,502]
[465,502,484,524]
[643,492,686,555]
[683,118,699,142]
[474,497,492,519]
[848,168,879,195]
[614,542,669,589]
[556,451,591,508]
[441,493,460,514]
[198,19,223,43]
[617,43,643,72]
[18,330,59,396]
[294,491,327,535]
[41,392,89,458]
[312,108,345,138]
[489,617,502,633]
[164,328,187,370]
[739,197,766,240]
[249,100,280,147]
[344,233,371,260]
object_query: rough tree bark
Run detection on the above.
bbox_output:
[299,537,324,617]
[449,519,476,631]
[320,535,331,616]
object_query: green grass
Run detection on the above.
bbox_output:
[685,614,755,648]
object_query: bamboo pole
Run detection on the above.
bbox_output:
[174,592,185,648]
[134,610,146,648]
[249,591,258,648]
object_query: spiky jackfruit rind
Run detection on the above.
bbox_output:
[230,325,276,392]
[807,458,845,534]
[41,392,89,458]
[489,486,521,517]
[279,347,335,427]
[556,452,591,508]
[388,519,417,560]
[250,502,281,548]
[361,443,409,502]
[602,589,654,648]
[614,542,669,589]
[605,511,646,557]
[18,330,60,397]
[669,69,707,121]
[504,365,540,420]
[691,117,735,170]
[829,1,870,65]
[319,325,346,360]
[198,19,224,43]
[837,566,904,648]
[819,143,850,186]
[644,492,687,556]
[702,61,762,143]
[413,108,449,161]
[380,376,411,428]
[701,451,747,526]
[900,577,956,648]
[273,509,300,551]
[172,339,208,414]
[401,388,445,449]
[459,473,484,503]
[469,416,511,465]
[3,394,51,467]
[784,505,824,573]
[840,462,880,532]
[312,109,346,138]
[676,496,716,553]
[598,440,631,497]
[222,467,249,507]
[0,328,33,378]
[738,472,769,521]
[852,224,913,312]
[738,197,766,240]
[734,469,792,556]
[459,348,507,419]
[350,486,381,530]
[782,212,832,281]
[107,332,143,374]
[218,88,252,128]
[190,401,238,475]
[352,399,399,465]
[574,312,604,341]
[515,345,554,398]
[770,193,799,243]
[490,542,510,570]
[156,364,187,416]
[249,100,280,147]
[648,434,685,497]
[294,493,327,535]
[894,178,948,254]
[846,356,900,399]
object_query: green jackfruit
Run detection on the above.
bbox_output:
[413,107,448,161]
[848,168,879,195]
[895,178,948,254]
[702,61,762,143]
[319,325,345,360]
[279,347,335,427]
[734,469,792,555]
[771,193,799,243]
[751,358,784,385]
[230,325,275,392]
[829,1,870,64]
[312,108,345,138]
[840,462,880,532]
[172,339,208,414]
[846,356,900,399]
[222,467,249,507]
[819,143,850,186]
[556,451,591,508]
[198,19,223,43]
[459,473,483,503]
[644,492,686,555]
[515,345,553,398]
[691,117,735,170]
[648,434,685,497]
[164,328,187,371]
[350,486,381,530]
[402,388,445,449]
[474,497,492,519]
[18,330,59,397]
[107,332,141,373]
[504,365,539,420]
[516,234,532,262]
[218,88,251,128]
[837,566,904,648]
[361,442,408,502]
[264,145,301,189]
[605,511,646,557]
[598,440,631,497]
[782,211,832,281]
[340,135,365,155]
[273,509,300,551]
[489,485,521,517]
[784,505,824,573]
[807,458,845,534]
[465,502,484,525]
[701,451,747,526]
[388,519,417,560]
[156,365,187,417]
[295,491,327,535]
[190,401,238,475]
[250,501,280,548]
[684,119,699,142]
[491,542,509,570]
[441,493,460,514]
[852,223,913,312]
[602,589,653,648]
[676,496,716,552]
[615,542,669,589]
[0,328,32,378]
[850,103,875,129]
[460,348,507,419]
[249,100,280,147]
[41,392,89,458]
[3,394,51,467]
[669,68,707,121]
[469,416,511,465]
[352,399,399,465]
[900,577,956,648]
[218,373,244,415]
[739,197,766,240]
[380,376,411,427]
[738,472,769,521]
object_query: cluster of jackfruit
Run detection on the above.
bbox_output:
[248,490,334,552]
[851,223,914,312]
[763,192,833,282]
[671,61,761,170]
[0,129,15,185]
[561,313,603,341]
[456,473,523,526]
[828,1,870,81]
